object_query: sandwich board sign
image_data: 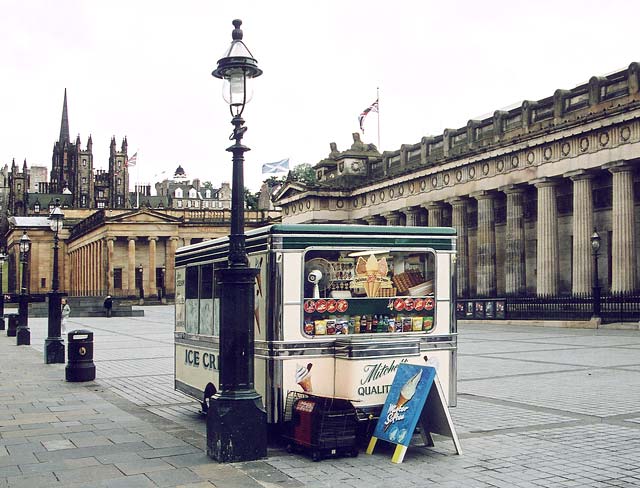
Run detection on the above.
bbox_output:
[366,363,462,463]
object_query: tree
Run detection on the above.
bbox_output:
[289,163,316,185]
[244,187,259,210]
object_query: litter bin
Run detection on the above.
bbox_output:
[6,313,19,337]
[65,330,96,382]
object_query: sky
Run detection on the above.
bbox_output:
[2,0,640,193]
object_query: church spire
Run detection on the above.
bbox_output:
[59,89,70,144]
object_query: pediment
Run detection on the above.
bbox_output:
[273,181,309,202]
[107,208,182,224]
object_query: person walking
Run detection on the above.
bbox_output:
[61,298,71,335]
[103,295,113,318]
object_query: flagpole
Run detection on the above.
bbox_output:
[376,86,381,150]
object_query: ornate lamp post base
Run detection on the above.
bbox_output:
[16,294,30,346]
[45,291,65,364]
[206,266,267,462]
[207,394,267,462]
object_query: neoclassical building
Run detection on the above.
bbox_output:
[6,208,281,300]
[276,62,640,298]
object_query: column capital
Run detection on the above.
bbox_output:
[381,211,401,219]
[127,236,137,242]
[564,169,595,181]
[531,177,560,188]
[470,190,497,200]
[402,206,422,216]
[169,236,180,242]
[446,196,469,207]
[604,160,633,173]
[422,201,445,210]
[148,236,159,242]
[499,184,527,195]
[105,236,117,242]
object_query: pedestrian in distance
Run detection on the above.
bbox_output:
[103,295,113,318]
[61,298,71,335]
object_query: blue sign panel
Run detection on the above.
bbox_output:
[372,364,436,447]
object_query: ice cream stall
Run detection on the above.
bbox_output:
[174,224,458,430]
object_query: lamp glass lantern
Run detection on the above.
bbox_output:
[19,232,31,255]
[48,204,64,233]
[212,19,263,116]
[590,230,601,253]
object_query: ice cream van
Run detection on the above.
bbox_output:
[174,224,457,430]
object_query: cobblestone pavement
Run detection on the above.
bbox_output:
[6,306,640,487]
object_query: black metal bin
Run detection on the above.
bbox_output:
[66,329,96,382]
[6,313,19,337]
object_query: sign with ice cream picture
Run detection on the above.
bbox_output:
[367,363,462,463]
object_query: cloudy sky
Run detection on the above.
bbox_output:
[2,0,639,192]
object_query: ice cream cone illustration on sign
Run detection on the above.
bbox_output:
[384,369,422,431]
[296,363,313,392]
[355,254,391,297]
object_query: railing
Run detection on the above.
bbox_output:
[456,293,640,324]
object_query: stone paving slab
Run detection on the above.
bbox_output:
[458,355,584,381]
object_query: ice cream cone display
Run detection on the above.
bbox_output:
[295,363,313,392]
[355,253,392,297]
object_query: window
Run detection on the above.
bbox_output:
[205,189,211,198]
[114,268,123,289]
[82,159,87,167]
[97,201,105,208]
[118,161,121,168]
[82,177,87,184]
[41,278,46,288]
[99,191,104,197]
[34,203,40,213]
[81,195,87,206]
[189,188,197,198]
[175,188,183,198]
[117,196,122,205]
[177,200,183,208]
[17,183,21,191]
[185,266,199,334]
[117,178,122,185]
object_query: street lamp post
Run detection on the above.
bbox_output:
[0,250,6,331]
[207,19,266,463]
[160,265,166,302]
[45,199,65,363]
[138,264,144,300]
[591,229,601,318]
[16,231,31,346]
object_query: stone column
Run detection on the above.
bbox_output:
[106,237,115,294]
[448,197,470,297]
[472,192,497,297]
[404,207,422,227]
[503,186,527,296]
[383,212,401,226]
[567,171,594,295]
[183,237,191,247]
[128,237,137,295]
[607,162,637,292]
[167,237,179,297]
[149,237,158,298]
[534,178,560,296]
[425,202,444,227]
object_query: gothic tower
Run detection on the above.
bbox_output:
[50,89,95,208]
[8,159,29,216]
[108,136,130,208]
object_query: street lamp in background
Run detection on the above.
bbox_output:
[16,231,31,346]
[138,264,144,300]
[208,19,266,463]
[45,199,65,363]
[0,250,6,331]
[591,229,601,318]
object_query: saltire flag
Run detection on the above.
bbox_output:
[262,158,290,174]
[358,99,378,133]
[126,152,138,167]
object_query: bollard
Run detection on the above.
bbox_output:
[6,313,19,337]
[65,330,96,382]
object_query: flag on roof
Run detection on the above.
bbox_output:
[262,158,290,174]
[358,99,379,133]
[125,152,137,167]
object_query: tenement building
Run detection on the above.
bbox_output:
[275,62,640,298]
